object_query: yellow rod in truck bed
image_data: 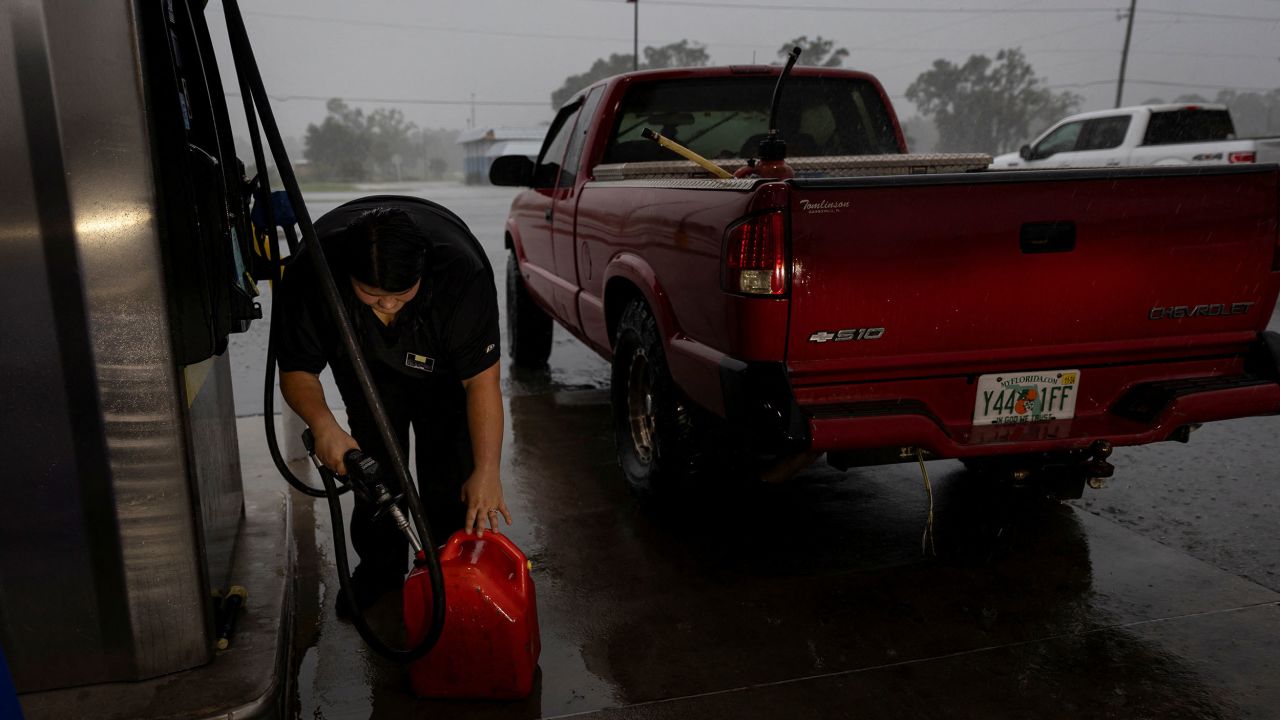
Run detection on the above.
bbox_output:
[641,127,734,179]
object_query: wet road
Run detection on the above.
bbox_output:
[230,184,1280,719]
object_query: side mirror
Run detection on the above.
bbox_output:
[1019,144,1032,161]
[489,155,535,187]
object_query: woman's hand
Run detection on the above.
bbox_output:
[280,372,355,475]
[461,469,512,535]
[315,425,361,475]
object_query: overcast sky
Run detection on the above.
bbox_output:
[205,0,1280,143]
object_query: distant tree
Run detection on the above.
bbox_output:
[1213,88,1280,137]
[549,40,711,108]
[365,107,418,179]
[304,99,371,181]
[778,36,848,68]
[906,48,1081,154]
[305,100,450,182]
[900,115,939,153]
[413,127,461,180]
[644,39,710,69]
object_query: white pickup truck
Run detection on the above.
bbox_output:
[991,103,1280,169]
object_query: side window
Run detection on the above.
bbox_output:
[1033,121,1083,159]
[1142,109,1235,146]
[534,103,583,188]
[1078,116,1131,151]
[559,86,606,187]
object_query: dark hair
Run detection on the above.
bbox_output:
[342,207,430,293]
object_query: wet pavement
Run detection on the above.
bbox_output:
[229,184,1280,719]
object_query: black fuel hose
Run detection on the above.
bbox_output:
[314,459,436,660]
[220,0,445,660]
[234,52,332,498]
[262,296,335,497]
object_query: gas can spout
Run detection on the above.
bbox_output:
[767,46,802,138]
[738,45,801,180]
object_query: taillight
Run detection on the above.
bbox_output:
[1274,219,1280,272]
[723,211,787,295]
[1229,151,1256,164]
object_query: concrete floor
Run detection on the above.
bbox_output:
[226,184,1280,719]
[250,377,1280,719]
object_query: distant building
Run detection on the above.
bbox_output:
[457,127,546,185]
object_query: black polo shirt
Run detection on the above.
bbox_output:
[274,196,500,401]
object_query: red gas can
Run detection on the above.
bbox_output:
[403,530,540,699]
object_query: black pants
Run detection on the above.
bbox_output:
[340,370,471,588]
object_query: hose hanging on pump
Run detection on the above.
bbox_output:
[233,41,333,499]
[220,0,445,661]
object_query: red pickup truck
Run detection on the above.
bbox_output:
[491,65,1280,497]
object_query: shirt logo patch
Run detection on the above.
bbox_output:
[405,353,436,372]
[485,343,496,354]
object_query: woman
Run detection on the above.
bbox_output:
[276,197,509,615]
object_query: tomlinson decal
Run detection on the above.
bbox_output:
[799,199,851,215]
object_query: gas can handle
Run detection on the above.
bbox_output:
[466,531,531,598]
[494,533,532,599]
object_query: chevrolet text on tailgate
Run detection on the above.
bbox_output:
[491,64,1280,499]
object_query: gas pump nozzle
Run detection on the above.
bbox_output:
[341,450,424,556]
[301,429,424,555]
[735,45,802,180]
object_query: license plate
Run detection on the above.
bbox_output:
[973,369,1080,426]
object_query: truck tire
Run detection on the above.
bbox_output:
[506,250,553,367]
[611,299,705,495]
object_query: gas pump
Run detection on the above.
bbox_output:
[1,0,259,696]
[1,0,537,706]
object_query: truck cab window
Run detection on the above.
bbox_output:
[1032,121,1083,159]
[1142,109,1235,146]
[1077,116,1131,151]
[559,86,605,187]
[534,103,582,188]
[604,76,900,163]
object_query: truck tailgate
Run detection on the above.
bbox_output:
[785,165,1280,384]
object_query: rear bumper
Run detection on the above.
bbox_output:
[797,331,1280,458]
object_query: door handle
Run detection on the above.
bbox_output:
[1020,221,1076,254]
[544,207,553,222]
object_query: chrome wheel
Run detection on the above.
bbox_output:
[626,350,656,464]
